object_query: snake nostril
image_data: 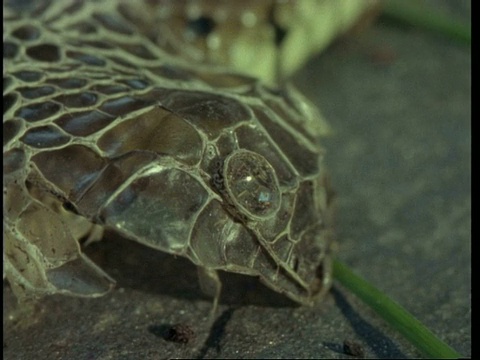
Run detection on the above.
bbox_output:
[186,16,216,37]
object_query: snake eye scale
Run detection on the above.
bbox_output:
[3,0,376,307]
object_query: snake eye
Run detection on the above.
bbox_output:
[223,149,281,220]
[186,16,215,37]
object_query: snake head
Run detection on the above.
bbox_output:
[3,0,337,305]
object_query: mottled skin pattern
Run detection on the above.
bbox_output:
[3,0,340,307]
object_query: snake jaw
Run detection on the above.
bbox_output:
[3,182,115,300]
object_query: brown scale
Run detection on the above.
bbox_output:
[55,110,116,137]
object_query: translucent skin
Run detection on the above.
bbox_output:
[3,0,341,305]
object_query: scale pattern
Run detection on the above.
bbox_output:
[4,0,335,305]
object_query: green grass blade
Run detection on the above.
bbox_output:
[333,259,462,359]
[382,0,471,45]
[332,3,467,358]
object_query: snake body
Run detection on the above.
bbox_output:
[4,0,374,305]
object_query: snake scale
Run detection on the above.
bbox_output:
[3,0,376,307]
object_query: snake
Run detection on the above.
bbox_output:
[3,0,376,307]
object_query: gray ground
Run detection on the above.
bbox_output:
[3,6,471,360]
